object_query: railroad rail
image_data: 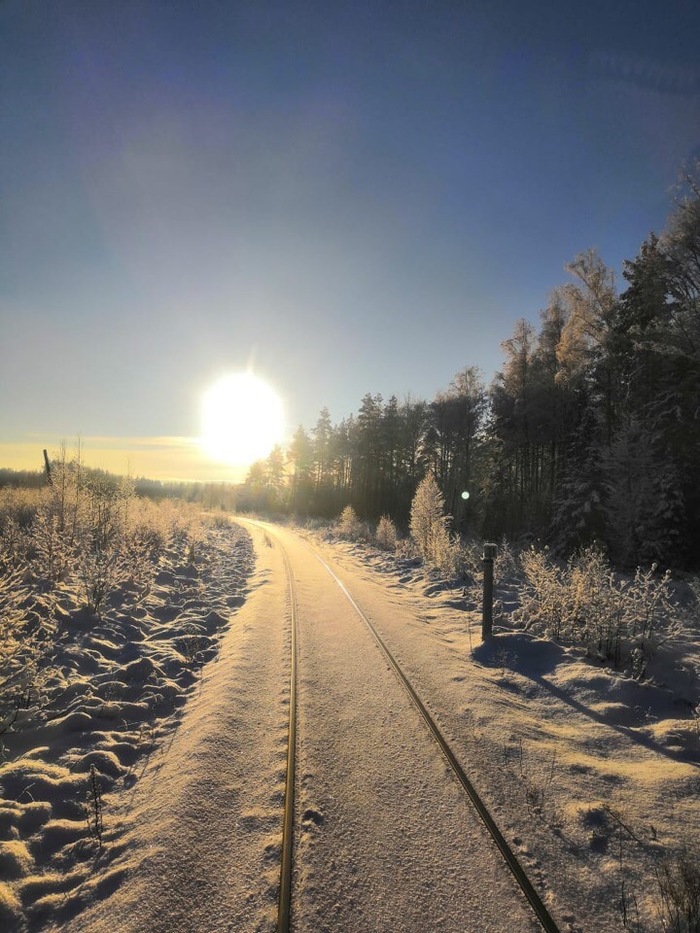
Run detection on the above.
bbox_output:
[276,539,298,933]
[264,523,561,933]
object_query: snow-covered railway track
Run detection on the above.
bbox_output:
[252,521,560,933]
[307,548,561,933]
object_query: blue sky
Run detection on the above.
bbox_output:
[1,0,699,479]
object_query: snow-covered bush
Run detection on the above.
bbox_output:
[518,545,682,673]
[429,525,465,578]
[338,504,363,539]
[519,546,571,640]
[375,515,398,551]
[494,536,520,581]
[410,473,446,562]
[0,505,254,928]
[0,456,209,617]
[567,546,625,664]
[394,536,419,560]
[31,509,74,584]
[0,508,33,570]
[0,567,32,679]
[409,472,464,576]
[78,546,125,614]
[73,475,134,612]
[623,564,678,665]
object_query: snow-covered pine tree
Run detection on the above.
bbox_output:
[409,472,450,566]
[338,504,362,539]
[602,420,686,567]
[375,515,398,551]
[549,407,606,555]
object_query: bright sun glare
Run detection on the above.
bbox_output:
[200,372,285,467]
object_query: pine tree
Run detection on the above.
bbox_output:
[409,472,449,564]
[288,426,314,515]
[352,393,383,518]
[312,408,333,486]
[428,367,486,521]
[602,421,686,567]
[549,406,606,554]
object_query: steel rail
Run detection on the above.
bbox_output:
[275,536,298,933]
[310,547,562,933]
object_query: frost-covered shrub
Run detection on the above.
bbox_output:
[167,499,206,549]
[519,547,570,640]
[0,456,219,619]
[78,544,127,614]
[655,852,700,933]
[31,510,74,584]
[0,488,42,570]
[567,546,625,664]
[124,496,170,558]
[0,567,31,673]
[429,525,465,578]
[338,505,362,539]
[623,564,677,658]
[0,562,56,720]
[80,474,132,552]
[71,476,131,612]
[394,536,419,560]
[207,511,232,530]
[375,515,398,551]
[0,487,39,535]
[518,545,627,662]
[518,545,681,672]
[0,517,30,571]
[409,473,467,578]
[410,473,446,562]
[494,536,520,581]
[77,489,203,610]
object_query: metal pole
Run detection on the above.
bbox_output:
[481,542,498,640]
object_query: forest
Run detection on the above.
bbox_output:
[240,168,700,570]
[2,172,698,571]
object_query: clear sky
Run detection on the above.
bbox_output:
[2,0,699,480]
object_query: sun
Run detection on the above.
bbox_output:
[200,372,285,466]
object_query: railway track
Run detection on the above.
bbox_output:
[264,524,561,933]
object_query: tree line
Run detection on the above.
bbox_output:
[241,166,700,569]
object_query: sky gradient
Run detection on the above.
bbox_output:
[2,0,700,480]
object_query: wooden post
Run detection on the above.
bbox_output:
[481,542,498,640]
[43,449,53,486]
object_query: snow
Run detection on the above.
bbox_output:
[282,526,539,932]
[1,518,698,932]
[312,533,699,932]
[0,522,255,931]
[60,527,290,933]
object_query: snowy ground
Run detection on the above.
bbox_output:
[309,531,700,932]
[0,521,254,931]
[274,524,540,932]
[1,518,698,932]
